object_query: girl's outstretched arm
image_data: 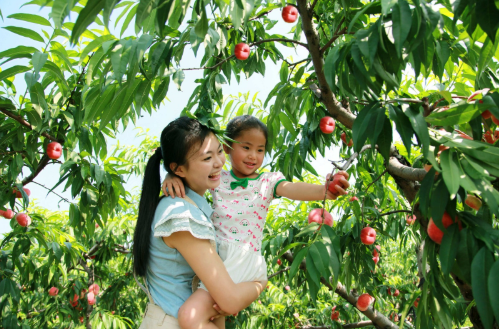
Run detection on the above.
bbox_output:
[275,171,350,201]
[163,231,266,315]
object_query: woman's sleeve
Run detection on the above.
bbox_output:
[154,201,215,243]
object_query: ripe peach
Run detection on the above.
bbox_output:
[15,213,31,227]
[356,293,374,311]
[360,227,376,245]
[349,196,359,202]
[308,208,333,227]
[88,283,100,295]
[87,292,96,305]
[327,172,349,196]
[14,188,31,198]
[340,132,353,147]
[0,209,14,219]
[277,259,282,266]
[427,212,462,244]
[49,287,59,296]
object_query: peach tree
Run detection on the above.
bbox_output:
[0,0,498,328]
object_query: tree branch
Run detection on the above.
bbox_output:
[0,108,59,142]
[281,251,398,328]
[379,210,412,216]
[21,155,51,186]
[297,0,355,129]
[268,266,291,279]
[343,321,374,328]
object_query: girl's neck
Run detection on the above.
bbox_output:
[231,168,260,179]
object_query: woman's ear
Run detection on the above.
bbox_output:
[170,163,186,178]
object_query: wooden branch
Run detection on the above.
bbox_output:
[319,27,347,54]
[379,210,412,216]
[386,157,427,182]
[343,321,374,329]
[297,0,355,129]
[21,155,50,186]
[310,0,319,13]
[268,266,291,279]
[182,38,308,71]
[281,251,398,328]
[0,108,59,142]
[364,168,388,194]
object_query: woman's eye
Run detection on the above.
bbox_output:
[204,157,212,161]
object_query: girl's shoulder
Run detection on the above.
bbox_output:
[258,171,285,182]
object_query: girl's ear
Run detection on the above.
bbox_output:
[223,144,231,154]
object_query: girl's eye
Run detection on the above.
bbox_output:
[218,149,223,153]
[243,146,249,150]
[258,149,264,152]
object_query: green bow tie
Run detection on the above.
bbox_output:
[230,178,249,190]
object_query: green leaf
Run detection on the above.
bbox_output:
[377,116,392,162]
[430,179,449,232]
[52,0,77,28]
[309,242,329,279]
[278,112,296,138]
[279,60,289,83]
[403,105,429,157]
[136,0,156,31]
[2,26,44,42]
[80,35,115,64]
[440,149,460,199]
[381,0,397,15]
[392,0,411,57]
[29,82,48,114]
[194,7,208,39]
[152,77,170,107]
[352,102,378,152]
[71,0,106,44]
[288,247,307,284]
[0,65,31,82]
[0,96,16,110]
[425,102,480,126]
[7,13,51,26]
[476,0,499,42]
[471,247,495,329]
[229,0,244,30]
[323,45,339,90]
[173,69,185,90]
[388,104,413,156]
[0,45,38,62]
[32,51,48,76]
[488,259,499,323]
[439,224,460,276]
[306,251,321,287]
[295,223,320,238]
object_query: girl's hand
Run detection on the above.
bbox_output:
[210,304,237,320]
[162,173,185,198]
[325,171,350,200]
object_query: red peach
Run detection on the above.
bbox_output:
[360,227,376,245]
[308,208,333,227]
[356,293,374,311]
[427,212,462,244]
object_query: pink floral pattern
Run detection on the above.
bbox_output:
[210,170,285,252]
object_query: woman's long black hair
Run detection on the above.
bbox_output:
[133,117,212,277]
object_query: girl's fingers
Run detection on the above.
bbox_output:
[162,180,168,196]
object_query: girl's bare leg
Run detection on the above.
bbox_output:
[178,288,224,329]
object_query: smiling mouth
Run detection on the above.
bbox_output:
[209,171,221,178]
[244,162,256,167]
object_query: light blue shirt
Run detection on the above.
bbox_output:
[146,188,215,318]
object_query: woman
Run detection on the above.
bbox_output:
[133,117,266,328]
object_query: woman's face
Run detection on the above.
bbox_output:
[173,133,225,196]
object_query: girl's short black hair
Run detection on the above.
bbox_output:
[133,116,212,277]
[225,115,268,146]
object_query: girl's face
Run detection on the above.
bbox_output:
[223,128,266,178]
[173,133,225,196]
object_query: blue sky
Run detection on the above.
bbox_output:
[0,1,342,235]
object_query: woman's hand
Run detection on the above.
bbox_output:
[325,171,350,200]
[162,173,186,198]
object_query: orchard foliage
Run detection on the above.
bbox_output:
[0,0,499,328]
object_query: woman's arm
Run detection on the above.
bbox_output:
[275,171,350,201]
[163,232,265,315]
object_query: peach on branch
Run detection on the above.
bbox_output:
[319,116,335,134]
[427,212,462,244]
[0,209,14,219]
[360,227,376,245]
[356,293,374,311]
[234,43,250,60]
[48,287,59,296]
[15,213,31,227]
[465,194,482,211]
[282,5,298,23]
[308,208,333,227]
[340,132,353,147]
[46,142,63,160]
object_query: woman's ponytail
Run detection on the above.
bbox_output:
[133,150,163,277]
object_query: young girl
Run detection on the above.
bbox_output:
[133,117,266,329]
[163,115,349,329]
